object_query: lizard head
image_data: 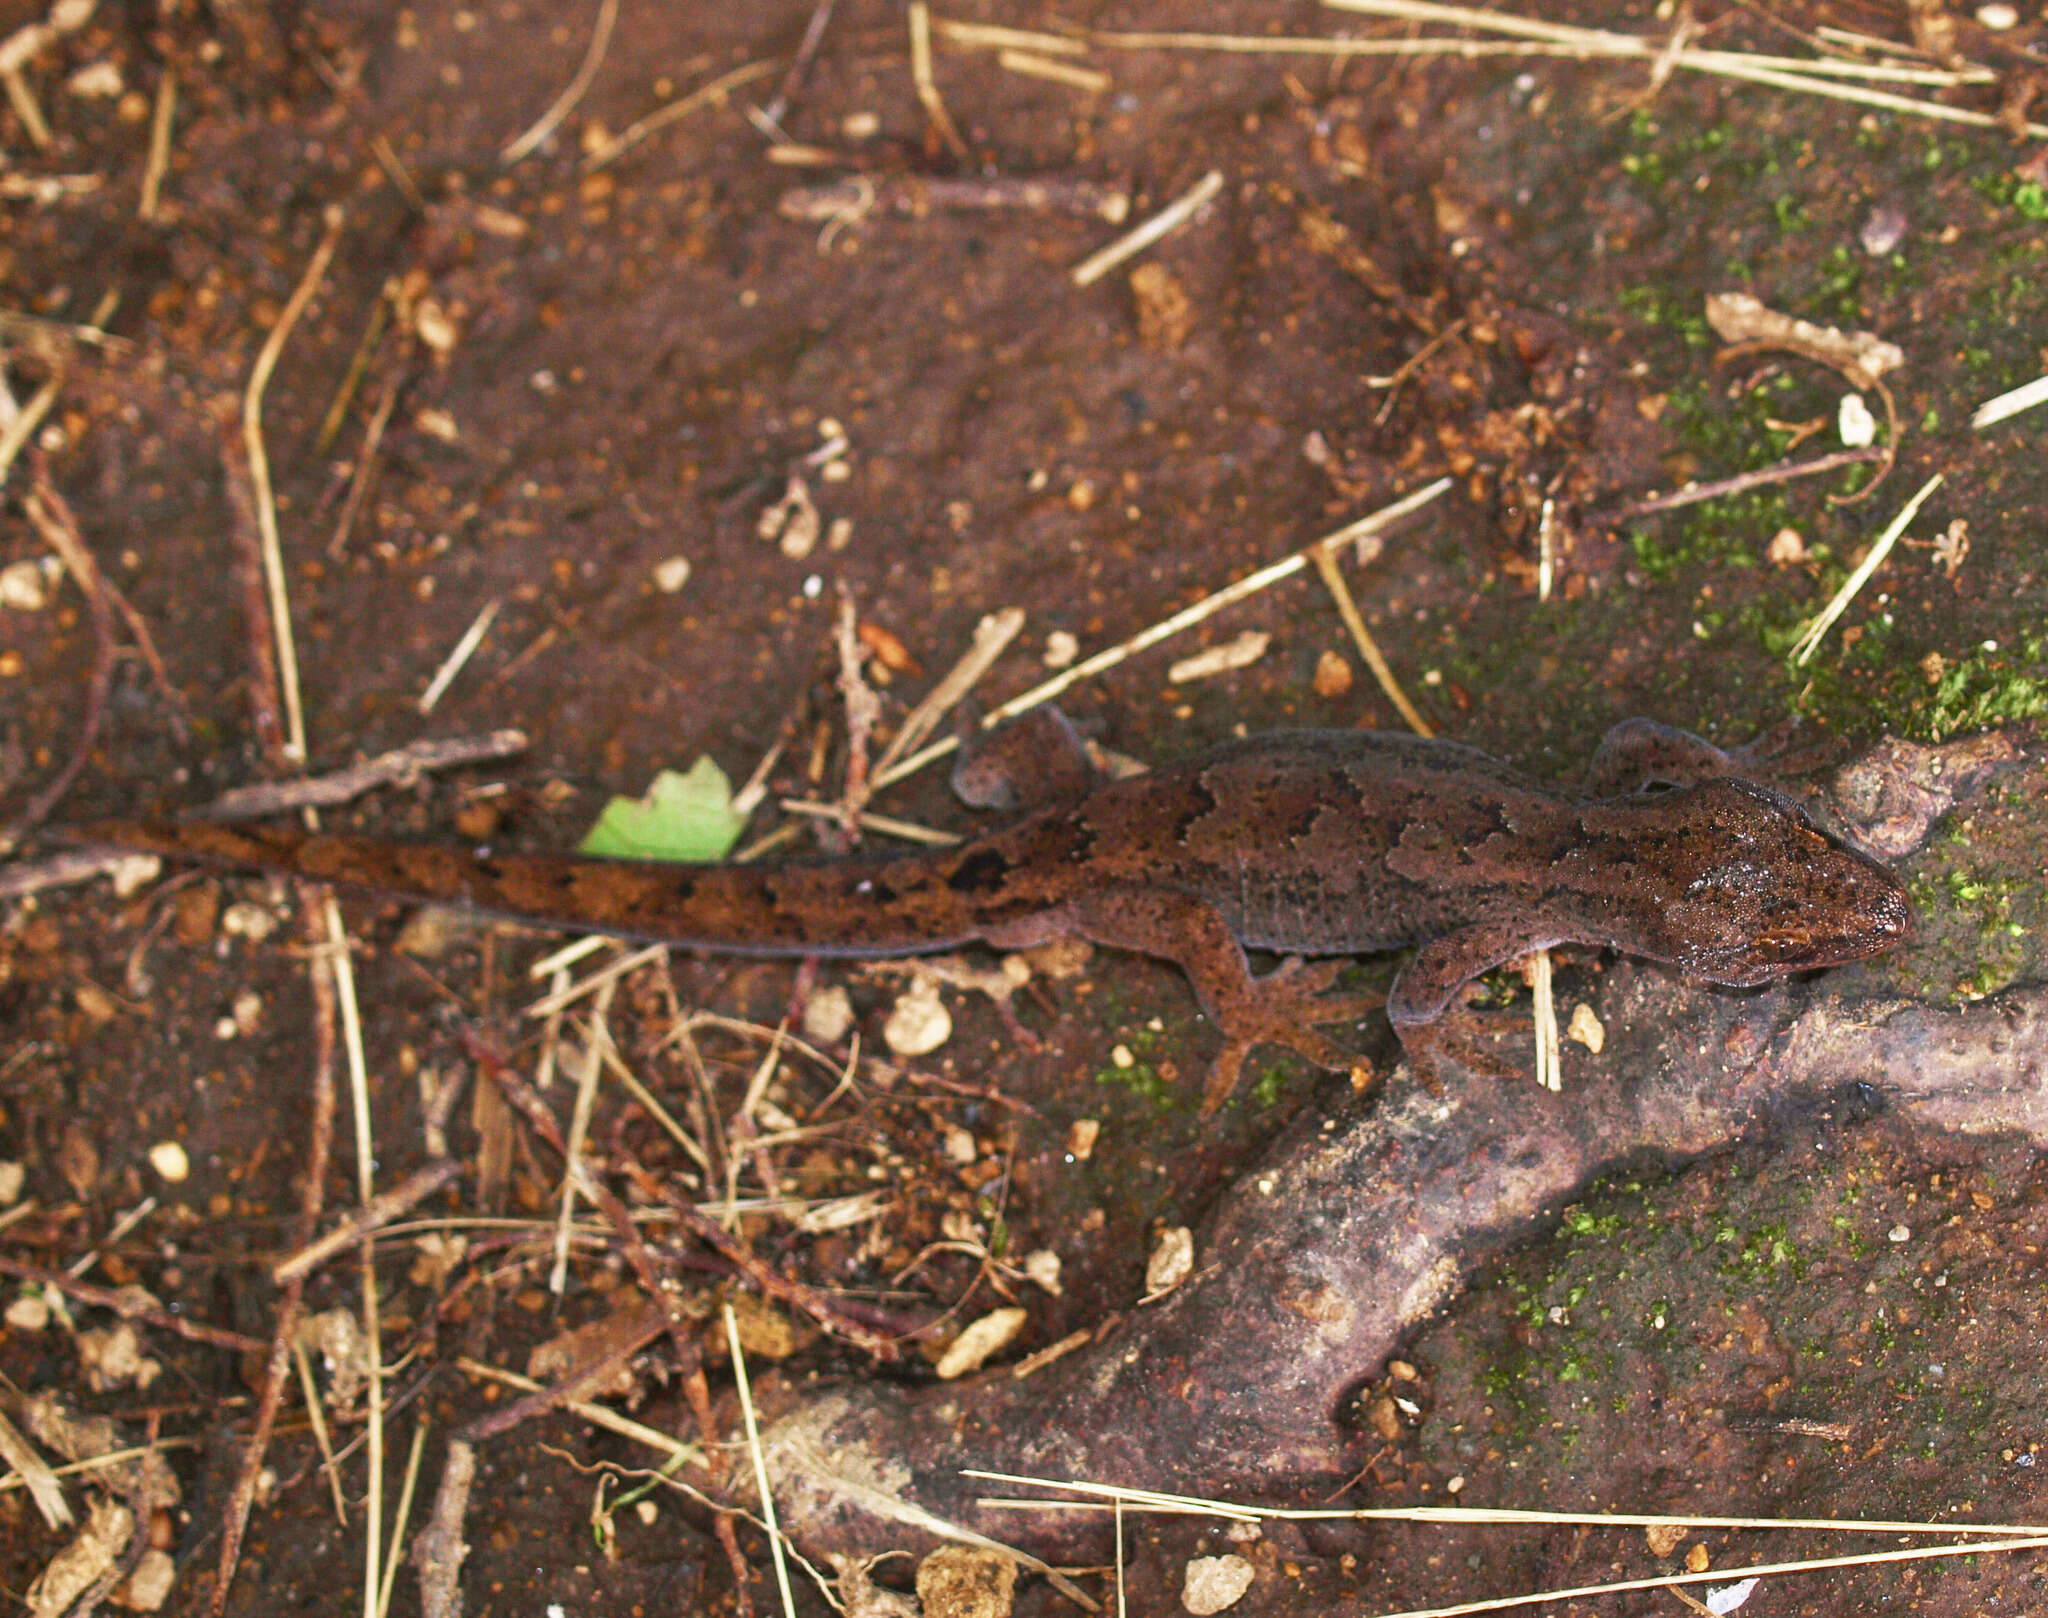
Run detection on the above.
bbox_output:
[1641,777,1912,987]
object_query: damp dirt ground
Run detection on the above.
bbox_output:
[3,2,2048,1614]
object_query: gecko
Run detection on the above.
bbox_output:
[67,714,1911,1113]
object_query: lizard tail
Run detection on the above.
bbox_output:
[66,819,984,958]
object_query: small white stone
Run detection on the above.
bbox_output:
[0,557,53,610]
[5,1291,50,1332]
[1838,393,1877,447]
[800,983,855,1044]
[148,1141,190,1183]
[882,978,951,1057]
[651,556,692,594]
[1976,3,2018,28]
[1042,630,1079,669]
[1023,1248,1063,1295]
[220,901,279,943]
[67,60,124,98]
[1888,1224,1912,1243]
[1182,1554,1255,1614]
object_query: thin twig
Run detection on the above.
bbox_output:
[759,0,838,128]
[0,1257,264,1352]
[2,475,116,854]
[210,888,340,1614]
[1601,446,1885,520]
[502,0,619,164]
[194,729,531,821]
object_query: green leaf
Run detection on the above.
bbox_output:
[576,757,747,862]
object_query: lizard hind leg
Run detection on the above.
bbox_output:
[1068,889,1380,1116]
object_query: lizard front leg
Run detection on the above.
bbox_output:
[1066,887,1379,1115]
[1387,920,1548,1088]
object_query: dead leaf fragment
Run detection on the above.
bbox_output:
[934,1307,1027,1379]
[1645,1521,1689,1557]
[1704,292,1902,392]
[1130,261,1194,349]
[916,1544,1018,1618]
[1169,630,1271,684]
[27,1497,132,1618]
[1145,1225,1195,1298]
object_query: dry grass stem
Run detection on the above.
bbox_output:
[293,1337,349,1525]
[528,934,610,981]
[456,1359,702,1463]
[1356,1536,2048,1618]
[1090,29,1614,59]
[417,597,503,715]
[244,205,345,763]
[1790,472,1942,666]
[725,1303,799,1618]
[998,49,1111,92]
[501,0,618,164]
[328,361,402,558]
[935,18,1089,54]
[524,942,668,1018]
[778,798,962,846]
[1972,374,2048,431]
[874,479,1451,789]
[375,1417,429,1618]
[1530,949,1559,1092]
[873,606,1026,780]
[1318,0,2046,136]
[1071,168,1222,288]
[138,65,175,221]
[1310,538,1434,737]
[551,981,618,1295]
[582,57,778,172]
[908,2,972,163]
[970,1470,2048,1538]
[273,1158,464,1286]
[0,369,62,487]
[598,1040,715,1176]
[0,1407,69,1528]
[369,133,427,213]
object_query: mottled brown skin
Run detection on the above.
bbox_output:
[70,720,1912,1112]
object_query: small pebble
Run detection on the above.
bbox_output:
[149,1141,190,1183]
[1182,1554,1255,1615]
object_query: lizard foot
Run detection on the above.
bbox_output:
[1198,958,1382,1116]
[1398,1006,1532,1093]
